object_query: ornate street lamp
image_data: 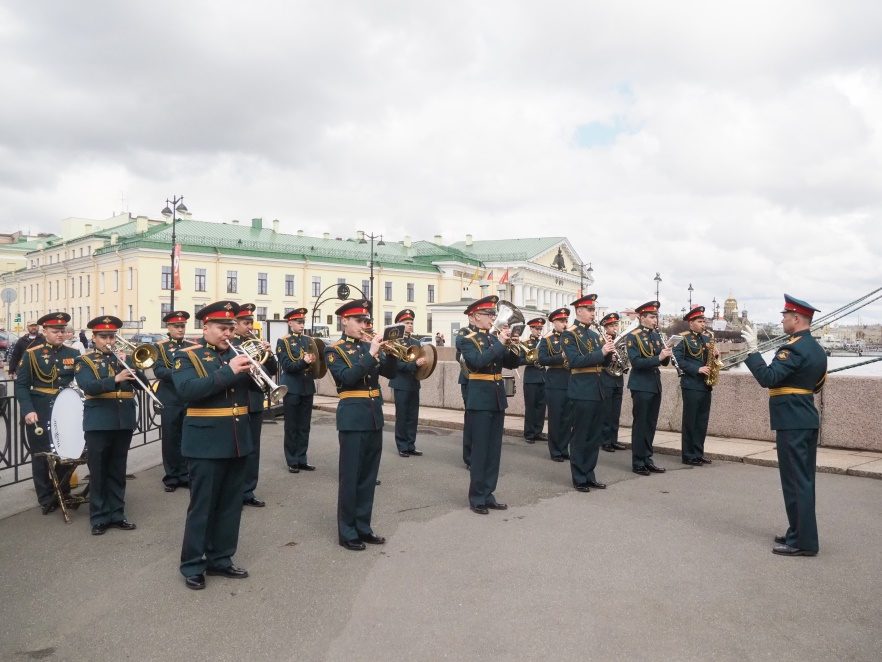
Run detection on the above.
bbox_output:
[161,196,188,312]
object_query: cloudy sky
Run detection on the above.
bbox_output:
[2,0,881,322]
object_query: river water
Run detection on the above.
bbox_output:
[728,351,882,376]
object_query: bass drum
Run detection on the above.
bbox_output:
[50,387,86,459]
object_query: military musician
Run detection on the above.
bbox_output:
[673,306,716,466]
[389,309,428,458]
[153,310,197,492]
[75,316,143,535]
[599,313,627,453]
[14,312,80,514]
[626,301,672,476]
[174,301,254,589]
[324,300,397,550]
[455,326,473,469]
[743,295,827,557]
[276,308,317,473]
[537,307,572,462]
[520,317,547,444]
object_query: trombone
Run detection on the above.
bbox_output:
[112,336,159,369]
[104,350,164,410]
[229,341,288,405]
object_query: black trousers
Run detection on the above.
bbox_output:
[460,383,471,466]
[180,456,247,577]
[681,389,712,461]
[630,390,661,468]
[337,430,382,543]
[467,410,504,508]
[522,382,546,440]
[569,399,603,485]
[160,404,188,487]
[393,389,420,452]
[26,425,72,507]
[85,429,133,526]
[243,412,262,500]
[601,385,623,446]
[283,393,314,467]
[545,388,571,460]
[776,429,819,552]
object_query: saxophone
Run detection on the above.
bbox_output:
[704,331,723,386]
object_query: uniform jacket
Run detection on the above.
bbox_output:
[521,335,546,385]
[388,334,422,392]
[455,327,471,387]
[745,329,827,430]
[673,331,713,392]
[14,342,79,419]
[276,333,317,396]
[172,339,255,458]
[231,335,277,413]
[626,326,671,394]
[9,333,45,374]
[325,335,397,431]
[153,337,199,407]
[455,327,520,411]
[537,330,570,390]
[561,322,610,401]
[75,350,144,431]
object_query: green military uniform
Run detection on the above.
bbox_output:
[599,313,626,453]
[276,308,317,472]
[521,318,547,443]
[14,312,79,512]
[626,301,670,474]
[75,316,143,532]
[389,309,423,456]
[173,301,255,580]
[537,307,573,461]
[455,327,473,467]
[153,310,198,490]
[325,300,398,547]
[745,295,827,554]
[673,306,713,465]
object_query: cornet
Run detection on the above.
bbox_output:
[229,342,288,405]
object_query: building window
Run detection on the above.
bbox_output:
[384,281,392,301]
[161,266,172,290]
[362,279,370,299]
[195,268,206,292]
[78,276,83,297]
[113,270,119,292]
[285,274,295,297]
[127,267,133,290]
[311,276,321,297]
[194,304,205,329]
[257,272,268,295]
[128,305,134,321]
[161,303,172,318]
[85,275,90,296]
[427,313,432,333]
[256,306,267,321]
[428,284,435,303]
[227,270,238,293]
[384,311,393,326]
[99,272,105,293]
[407,282,414,302]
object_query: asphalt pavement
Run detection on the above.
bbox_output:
[1,414,880,661]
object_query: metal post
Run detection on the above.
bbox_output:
[162,196,188,314]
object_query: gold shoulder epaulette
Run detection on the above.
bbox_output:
[179,344,202,352]
[26,343,45,353]
[331,339,345,347]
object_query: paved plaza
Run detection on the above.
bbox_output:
[2,413,881,661]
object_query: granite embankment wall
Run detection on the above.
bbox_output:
[315,354,882,452]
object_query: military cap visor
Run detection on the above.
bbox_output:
[781,294,819,317]
[163,310,190,324]
[395,309,416,323]
[599,312,620,326]
[196,300,240,322]
[527,317,546,327]
[335,299,372,318]
[571,294,598,308]
[38,312,71,328]
[548,307,570,322]
[284,307,308,321]
[87,315,123,331]
[464,295,499,316]
[636,301,661,314]
[684,306,706,321]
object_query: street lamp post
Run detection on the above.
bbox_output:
[358,232,385,320]
[688,283,694,309]
[712,296,718,319]
[161,196,188,312]
[570,260,594,296]
[654,272,662,301]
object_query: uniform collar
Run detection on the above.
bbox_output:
[290,332,301,338]
[792,329,811,337]
[342,334,360,343]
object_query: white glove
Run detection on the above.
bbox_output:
[741,324,758,352]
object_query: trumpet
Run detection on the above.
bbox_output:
[229,341,288,405]
[104,350,164,410]
[112,336,158,370]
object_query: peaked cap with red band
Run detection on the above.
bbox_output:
[781,294,820,318]
[683,305,706,322]
[527,317,546,328]
[599,312,620,326]
[335,299,372,319]
[163,310,190,324]
[464,295,499,316]
[38,312,71,328]
[284,307,308,321]
[571,293,598,309]
[196,300,239,323]
[395,309,415,323]
[548,307,570,322]
[236,303,256,320]
[87,315,123,331]
[635,300,660,315]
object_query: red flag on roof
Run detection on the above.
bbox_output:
[498,268,510,284]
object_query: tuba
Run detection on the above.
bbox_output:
[704,331,722,387]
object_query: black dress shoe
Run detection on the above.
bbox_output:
[91,524,108,535]
[298,463,316,471]
[164,484,177,492]
[340,539,366,551]
[601,445,616,453]
[646,463,666,473]
[551,456,566,463]
[41,502,58,515]
[561,453,571,460]
[774,535,787,544]
[612,442,627,450]
[586,480,606,489]
[633,466,650,476]
[109,519,137,530]
[185,574,206,590]
[464,463,471,470]
[682,458,703,466]
[407,450,423,457]
[524,437,536,445]
[699,457,713,464]
[288,465,300,473]
[486,502,508,510]
[359,533,386,545]
[398,450,410,457]
[535,434,548,441]
[206,565,249,578]
[243,497,266,507]
[772,544,817,557]
[574,483,591,492]
[470,505,489,515]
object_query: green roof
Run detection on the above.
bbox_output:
[447,237,565,262]
[0,236,61,252]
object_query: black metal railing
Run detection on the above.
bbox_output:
[0,378,162,489]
